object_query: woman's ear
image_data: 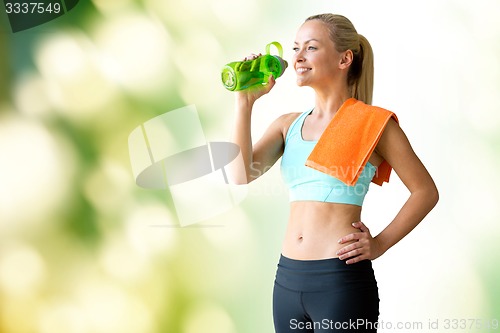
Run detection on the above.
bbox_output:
[339,50,353,69]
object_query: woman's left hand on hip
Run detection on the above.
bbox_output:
[336,221,383,264]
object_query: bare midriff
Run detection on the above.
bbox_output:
[281,201,362,260]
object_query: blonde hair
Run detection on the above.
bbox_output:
[306,14,374,105]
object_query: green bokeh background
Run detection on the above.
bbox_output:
[1,0,499,332]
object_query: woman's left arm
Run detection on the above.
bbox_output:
[337,119,439,264]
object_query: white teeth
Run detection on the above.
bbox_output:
[296,68,311,73]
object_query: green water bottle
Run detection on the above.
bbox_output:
[221,41,288,91]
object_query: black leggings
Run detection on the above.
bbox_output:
[273,255,379,332]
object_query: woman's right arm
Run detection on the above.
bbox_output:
[229,73,296,184]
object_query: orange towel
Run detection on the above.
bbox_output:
[305,98,398,186]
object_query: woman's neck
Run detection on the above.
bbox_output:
[313,88,351,119]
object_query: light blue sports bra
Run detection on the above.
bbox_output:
[280,109,376,206]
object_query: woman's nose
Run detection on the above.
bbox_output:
[294,50,305,62]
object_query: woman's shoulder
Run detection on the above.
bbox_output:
[277,112,302,124]
[274,112,303,138]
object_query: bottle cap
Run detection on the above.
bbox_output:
[273,56,288,77]
[266,41,288,77]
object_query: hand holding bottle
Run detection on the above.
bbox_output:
[234,52,276,107]
[221,42,287,92]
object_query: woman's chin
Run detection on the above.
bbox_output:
[295,79,309,87]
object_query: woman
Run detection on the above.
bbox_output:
[230,14,438,332]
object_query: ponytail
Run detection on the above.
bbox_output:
[353,34,374,105]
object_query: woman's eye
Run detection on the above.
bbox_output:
[308,46,317,50]
[292,47,299,52]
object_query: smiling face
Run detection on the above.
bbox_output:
[293,20,350,89]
